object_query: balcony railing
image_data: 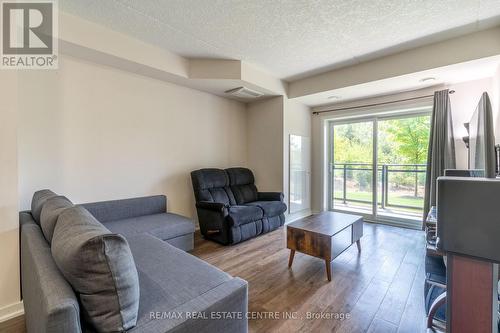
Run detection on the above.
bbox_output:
[332,162,427,211]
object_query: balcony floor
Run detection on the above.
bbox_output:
[333,201,422,228]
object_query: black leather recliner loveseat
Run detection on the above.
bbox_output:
[191,167,287,245]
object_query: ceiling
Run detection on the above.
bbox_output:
[297,55,500,107]
[60,0,500,81]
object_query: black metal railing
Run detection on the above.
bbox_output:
[332,162,426,210]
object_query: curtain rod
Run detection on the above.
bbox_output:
[312,90,455,115]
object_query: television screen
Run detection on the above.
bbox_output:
[444,169,484,177]
[467,92,496,178]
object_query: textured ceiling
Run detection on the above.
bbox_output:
[60,0,500,81]
[297,55,500,106]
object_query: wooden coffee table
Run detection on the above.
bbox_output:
[287,211,363,281]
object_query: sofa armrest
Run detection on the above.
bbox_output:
[196,201,229,213]
[21,217,82,333]
[257,192,284,202]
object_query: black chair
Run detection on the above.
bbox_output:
[425,255,446,330]
[191,167,286,245]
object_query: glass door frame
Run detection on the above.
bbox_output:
[327,110,432,229]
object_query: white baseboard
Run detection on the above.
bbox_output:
[0,301,24,323]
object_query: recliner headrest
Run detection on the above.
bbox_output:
[226,167,255,186]
[191,168,229,190]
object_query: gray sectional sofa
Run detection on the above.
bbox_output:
[20,190,248,333]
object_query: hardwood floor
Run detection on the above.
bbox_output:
[0,315,25,333]
[191,222,427,333]
[3,222,425,333]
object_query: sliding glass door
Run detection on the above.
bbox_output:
[331,119,375,217]
[376,115,430,221]
[329,112,431,227]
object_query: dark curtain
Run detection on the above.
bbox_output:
[423,89,456,226]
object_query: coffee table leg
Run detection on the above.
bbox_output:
[356,239,361,252]
[288,249,295,268]
[325,260,332,281]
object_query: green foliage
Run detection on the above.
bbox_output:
[333,116,430,165]
[384,116,430,165]
[333,122,373,163]
[332,115,431,199]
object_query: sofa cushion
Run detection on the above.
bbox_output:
[191,168,236,205]
[192,168,228,189]
[129,277,248,333]
[31,189,57,224]
[40,196,74,243]
[81,195,167,223]
[231,184,258,205]
[103,213,195,241]
[125,234,233,324]
[226,168,258,204]
[227,205,263,226]
[246,201,287,217]
[51,206,140,332]
[226,167,254,185]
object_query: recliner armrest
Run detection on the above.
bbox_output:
[195,201,228,238]
[196,201,229,213]
[257,192,284,202]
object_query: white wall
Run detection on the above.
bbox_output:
[246,96,284,192]
[283,99,312,218]
[18,55,248,220]
[310,78,495,213]
[0,72,22,320]
[493,65,500,138]
[246,97,312,220]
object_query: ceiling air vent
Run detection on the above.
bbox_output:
[225,86,264,99]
